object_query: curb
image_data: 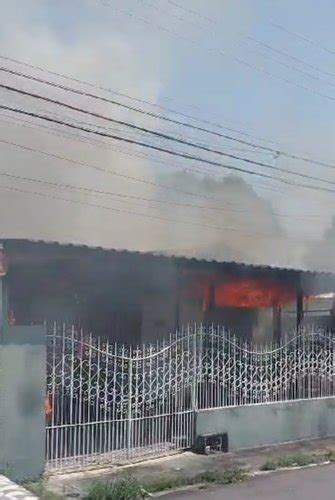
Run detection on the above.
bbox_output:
[254,460,332,475]
[150,461,334,497]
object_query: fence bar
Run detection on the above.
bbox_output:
[45,324,335,471]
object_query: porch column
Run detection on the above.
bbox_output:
[0,274,46,480]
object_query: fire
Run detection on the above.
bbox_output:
[214,279,295,308]
[45,395,53,422]
[183,272,296,309]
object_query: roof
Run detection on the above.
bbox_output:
[2,237,335,278]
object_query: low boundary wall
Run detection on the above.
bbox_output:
[0,325,46,480]
[196,398,335,452]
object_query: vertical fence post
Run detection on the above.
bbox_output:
[191,324,198,412]
[127,347,133,460]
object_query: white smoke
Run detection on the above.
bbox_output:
[0,0,333,270]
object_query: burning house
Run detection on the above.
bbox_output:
[2,239,335,342]
[1,238,335,477]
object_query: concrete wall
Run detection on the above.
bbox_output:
[0,325,46,481]
[196,398,335,452]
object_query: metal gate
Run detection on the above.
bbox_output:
[46,324,335,470]
[46,325,196,470]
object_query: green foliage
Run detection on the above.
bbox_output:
[85,468,248,499]
[197,468,247,485]
[261,453,318,471]
[86,469,248,500]
[145,476,188,493]
[324,451,335,462]
[24,481,63,500]
[86,476,145,500]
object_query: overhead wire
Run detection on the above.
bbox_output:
[0,136,222,201]
[2,61,335,171]
[0,137,323,220]
[1,82,335,188]
[0,107,310,203]
[164,3,335,83]
[0,102,326,192]
[0,181,324,242]
[0,181,287,238]
[0,167,265,215]
[167,0,214,23]
[239,39,335,90]
[0,110,223,180]
[0,110,294,202]
[2,103,335,197]
[93,0,335,105]
[244,35,335,80]
[271,22,335,57]
[0,53,309,150]
[136,0,204,29]
[0,66,280,155]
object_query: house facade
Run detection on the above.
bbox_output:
[3,238,335,343]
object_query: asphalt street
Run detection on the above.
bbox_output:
[168,463,335,499]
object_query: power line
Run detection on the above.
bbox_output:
[0,64,324,168]
[271,22,335,57]
[137,0,204,29]
[94,0,335,105]
[0,108,309,211]
[0,169,220,225]
[0,66,277,156]
[240,39,335,89]
[0,109,326,207]
[0,182,323,243]
[2,61,335,172]
[2,103,335,196]
[244,35,335,80]
[167,0,214,23]
[164,4,335,84]
[0,168,258,215]
[0,53,304,149]
[0,136,222,202]
[0,110,225,180]
[0,138,322,221]
[2,82,335,187]
[0,181,283,238]
[0,110,294,201]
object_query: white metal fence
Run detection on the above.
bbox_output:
[46,324,335,470]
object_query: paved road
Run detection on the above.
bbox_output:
[167,464,335,500]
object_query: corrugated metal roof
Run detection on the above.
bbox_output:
[2,237,335,277]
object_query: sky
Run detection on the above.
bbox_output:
[1,0,335,270]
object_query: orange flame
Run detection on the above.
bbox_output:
[45,395,53,422]
[214,279,295,308]
[183,272,296,309]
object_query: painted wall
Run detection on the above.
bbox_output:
[196,398,335,452]
[0,325,46,480]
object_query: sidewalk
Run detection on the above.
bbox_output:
[0,476,38,499]
[46,437,335,498]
